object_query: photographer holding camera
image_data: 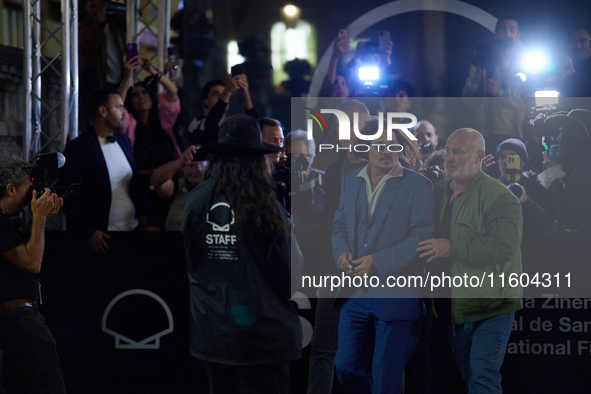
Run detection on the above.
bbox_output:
[538,109,591,232]
[412,120,440,162]
[285,130,325,277]
[318,29,351,99]
[495,138,554,233]
[463,16,529,151]
[285,129,324,201]
[0,157,65,393]
[562,25,591,98]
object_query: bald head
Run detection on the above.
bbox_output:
[448,128,485,152]
[444,128,485,181]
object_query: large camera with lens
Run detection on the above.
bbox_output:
[424,164,445,185]
[472,42,497,75]
[273,154,324,214]
[30,153,81,205]
[507,183,525,199]
[418,142,435,157]
[354,41,390,97]
[289,153,310,185]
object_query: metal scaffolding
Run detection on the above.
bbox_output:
[128,0,171,90]
[23,0,78,160]
[23,0,170,160]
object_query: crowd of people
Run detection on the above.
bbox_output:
[1,6,591,394]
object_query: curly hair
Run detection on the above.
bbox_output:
[0,158,33,198]
[207,154,287,236]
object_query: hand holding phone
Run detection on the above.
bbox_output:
[125,43,138,61]
[334,29,350,56]
[378,31,391,52]
[231,64,244,77]
[167,46,177,60]
[505,154,522,183]
[337,28,349,41]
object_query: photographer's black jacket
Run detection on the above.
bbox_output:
[187,99,259,147]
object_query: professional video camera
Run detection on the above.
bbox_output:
[472,37,565,106]
[353,32,395,97]
[471,38,517,76]
[472,42,497,76]
[30,152,81,205]
[355,44,388,97]
[516,45,578,109]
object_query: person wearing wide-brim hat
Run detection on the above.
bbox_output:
[538,109,591,232]
[181,114,302,393]
[196,114,283,158]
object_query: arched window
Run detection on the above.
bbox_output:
[270,20,316,85]
[226,41,245,74]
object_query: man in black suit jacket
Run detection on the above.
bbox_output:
[59,88,145,254]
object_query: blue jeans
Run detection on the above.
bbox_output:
[335,298,421,394]
[449,312,515,394]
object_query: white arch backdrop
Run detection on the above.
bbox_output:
[307,0,498,103]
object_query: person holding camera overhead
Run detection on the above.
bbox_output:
[186,71,258,147]
[463,16,529,154]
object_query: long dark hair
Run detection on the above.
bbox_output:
[124,81,161,128]
[124,81,175,171]
[207,154,288,236]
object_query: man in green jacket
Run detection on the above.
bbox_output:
[417,128,522,393]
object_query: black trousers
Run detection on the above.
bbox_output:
[0,307,66,394]
[308,297,341,394]
[203,360,290,394]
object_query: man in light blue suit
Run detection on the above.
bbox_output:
[332,119,434,393]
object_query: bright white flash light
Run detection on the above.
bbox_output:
[535,90,559,106]
[516,72,527,82]
[359,66,380,81]
[283,5,298,17]
[523,51,549,73]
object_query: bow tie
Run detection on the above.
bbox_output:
[106,135,117,144]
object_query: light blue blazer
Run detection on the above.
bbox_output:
[332,166,434,321]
